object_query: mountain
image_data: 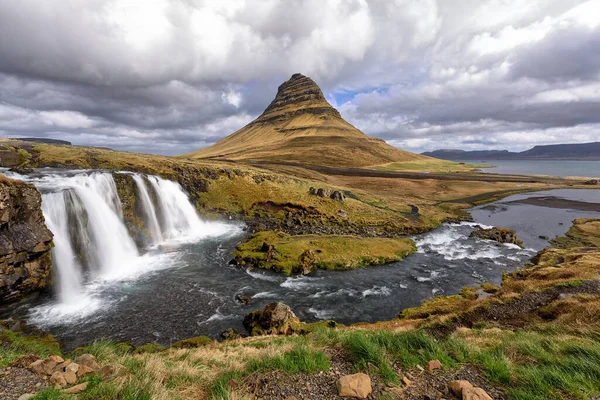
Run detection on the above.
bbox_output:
[423,142,600,160]
[185,73,428,167]
[421,149,513,160]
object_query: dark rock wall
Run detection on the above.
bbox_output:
[0,177,53,303]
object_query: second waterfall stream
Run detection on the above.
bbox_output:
[6,169,241,322]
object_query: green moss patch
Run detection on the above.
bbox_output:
[234,231,417,274]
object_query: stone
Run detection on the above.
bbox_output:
[76,365,94,378]
[449,380,473,396]
[402,376,412,386]
[48,355,64,364]
[28,359,45,375]
[462,387,493,400]
[235,293,250,305]
[330,190,345,202]
[50,371,67,388]
[427,359,442,372]
[63,382,89,394]
[18,394,36,400]
[243,302,300,336]
[470,226,524,248]
[65,362,79,374]
[100,364,126,379]
[75,354,100,371]
[336,373,372,399]
[64,370,77,385]
[11,354,39,368]
[220,328,243,340]
[298,249,316,274]
[56,359,71,370]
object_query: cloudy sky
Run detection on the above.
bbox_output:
[1,0,599,155]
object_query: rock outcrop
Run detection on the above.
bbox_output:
[243,302,301,336]
[0,176,53,303]
[470,226,524,248]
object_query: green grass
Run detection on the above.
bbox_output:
[0,329,61,367]
[234,230,417,274]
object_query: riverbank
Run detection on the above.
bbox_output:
[2,218,599,399]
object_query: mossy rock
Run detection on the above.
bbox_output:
[170,336,212,349]
[134,343,166,354]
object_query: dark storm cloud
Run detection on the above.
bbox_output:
[0,0,599,154]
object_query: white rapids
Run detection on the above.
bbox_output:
[5,170,241,324]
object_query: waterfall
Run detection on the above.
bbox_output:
[147,175,204,240]
[41,191,84,303]
[131,174,163,245]
[2,168,238,322]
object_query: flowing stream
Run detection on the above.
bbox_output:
[1,169,599,350]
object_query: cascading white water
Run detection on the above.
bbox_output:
[147,175,205,239]
[131,174,164,245]
[41,191,84,303]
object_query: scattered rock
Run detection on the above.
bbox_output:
[309,187,346,202]
[243,302,301,336]
[402,375,412,386]
[336,373,372,399]
[298,249,316,274]
[63,382,89,394]
[220,328,244,340]
[427,360,442,372]
[65,363,79,374]
[18,394,36,400]
[74,354,99,371]
[100,364,126,380]
[235,293,251,305]
[48,355,64,364]
[330,191,345,202]
[584,179,598,185]
[76,365,94,378]
[11,354,39,368]
[64,370,77,385]
[463,387,493,400]
[28,359,56,376]
[49,371,67,388]
[470,226,524,248]
[449,380,474,396]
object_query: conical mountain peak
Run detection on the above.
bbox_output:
[186,73,427,167]
[256,73,341,124]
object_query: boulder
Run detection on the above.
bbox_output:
[63,382,89,394]
[449,380,473,396]
[243,302,300,336]
[336,373,372,399]
[220,328,243,340]
[48,355,64,364]
[298,249,316,274]
[11,354,39,368]
[18,394,36,400]
[65,362,79,374]
[427,359,442,372]
[64,370,77,385]
[470,226,524,248]
[316,188,332,198]
[74,354,100,371]
[29,358,57,376]
[76,365,94,378]
[330,191,345,202]
[235,293,251,305]
[50,371,67,388]
[462,387,493,400]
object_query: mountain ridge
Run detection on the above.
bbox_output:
[185,73,429,167]
[423,142,600,160]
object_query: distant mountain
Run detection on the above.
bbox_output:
[185,73,430,167]
[423,142,600,160]
[12,137,72,145]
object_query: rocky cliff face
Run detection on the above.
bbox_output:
[0,176,53,303]
[255,73,342,124]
